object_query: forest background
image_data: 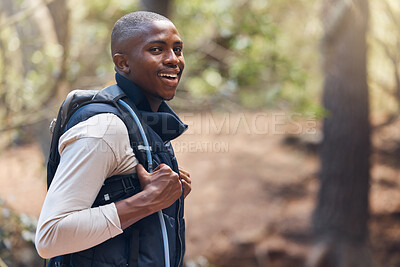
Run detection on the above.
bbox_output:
[0,0,400,266]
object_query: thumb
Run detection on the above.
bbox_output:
[136,163,150,188]
[136,163,148,177]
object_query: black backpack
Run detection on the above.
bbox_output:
[45,84,154,266]
[45,84,178,267]
[47,84,151,190]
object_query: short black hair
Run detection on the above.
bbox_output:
[111,11,171,55]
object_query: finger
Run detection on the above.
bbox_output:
[179,169,191,181]
[135,164,150,187]
[153,164,163,172]
[182,180,191,198]
[180,173,191,184]
[182,179,191,188]
[158,164,173,174]
[179,167,190,177]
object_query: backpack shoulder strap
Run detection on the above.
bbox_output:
[95,84,125,102]
[47,84,151,189]
[58,84,125,129]
[59,89,99,128]
[97,85,152,170]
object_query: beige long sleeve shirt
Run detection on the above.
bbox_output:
[35,113,138,259]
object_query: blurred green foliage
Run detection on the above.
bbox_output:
[173,0,321,113]
[0,0,399,141]
[368,0,400,117]
[0,200,41,265]
[0,0,322,125]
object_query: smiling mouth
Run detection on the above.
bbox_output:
[158,73,178,80]
[157,70,182,87]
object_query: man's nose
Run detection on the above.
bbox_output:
[164,50,179,65]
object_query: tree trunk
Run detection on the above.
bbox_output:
[35,0,70,160]
[139,0,172,18]
[308,0,373,266]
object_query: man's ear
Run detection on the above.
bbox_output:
[113,53,130,74]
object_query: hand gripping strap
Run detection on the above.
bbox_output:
[118,99,170,267]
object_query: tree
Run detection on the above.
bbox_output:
[139,0,173,18]
[308,0,373,266]
[369,1,400,128]
[34,0,70,158]
[0,0,70,157]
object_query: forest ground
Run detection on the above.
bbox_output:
[0,111,400,267]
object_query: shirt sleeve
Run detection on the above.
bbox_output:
[35,113,137,259]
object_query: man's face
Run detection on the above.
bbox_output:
[121,20,185,102]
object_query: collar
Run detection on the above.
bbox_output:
[115,73,152,112]
[115,73,188,142]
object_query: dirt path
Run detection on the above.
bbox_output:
[0,145,47,218]
[1,111,399,266]
[173,112,316,260]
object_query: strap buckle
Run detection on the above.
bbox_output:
[137,145,152,152]
[121,176,135,193]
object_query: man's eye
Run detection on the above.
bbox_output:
[150,47,162,53]
[174,47,183,54]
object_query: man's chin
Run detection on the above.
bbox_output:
[160,92,176,101]
[163,95,175,101]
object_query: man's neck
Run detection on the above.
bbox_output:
[115,72,155,112]
[145,94,162,112]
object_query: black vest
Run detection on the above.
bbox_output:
[48,76,187,267]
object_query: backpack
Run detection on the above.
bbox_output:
[47,84,151,190]
[45,84,158,267]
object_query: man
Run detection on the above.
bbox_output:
[35,11,191,266]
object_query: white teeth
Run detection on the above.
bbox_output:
[159,73,177,78]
